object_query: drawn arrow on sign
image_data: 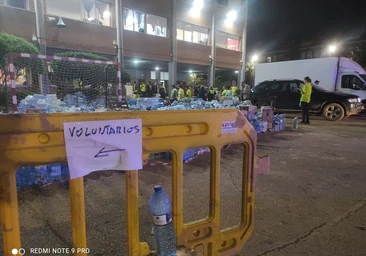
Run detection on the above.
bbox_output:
[94,147,126,158]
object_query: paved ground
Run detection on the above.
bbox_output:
[1,115,366,256]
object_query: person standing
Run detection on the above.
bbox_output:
[300,76,312,124]
[231,80,238,97]
[140,82,146,97]
[170,85,178,103]
[242,80,251,100]
[178,85,185,100]
[196,85,205,100]
[159,84,166,99]
[186,86,192,98]
[207,87,216,101]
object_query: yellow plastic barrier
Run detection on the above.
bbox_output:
[0,109,269,256]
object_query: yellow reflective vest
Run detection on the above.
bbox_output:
[231,86,238,96]
[140,83,146,92]
[300,83,312,103]
[186,89,192,98]
[178,88,185,100]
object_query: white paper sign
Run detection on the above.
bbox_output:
[63,119,142,179]
[222,121,238,134]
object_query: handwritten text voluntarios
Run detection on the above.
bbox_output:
[68,124,140,138]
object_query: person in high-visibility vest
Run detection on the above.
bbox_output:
[178,85,185,100]
[231,80,238,97]
[225,85,232,97]
[207,87,216,101]
[221,88,227,97]
[140,82,146,97]
[186,86,192,98]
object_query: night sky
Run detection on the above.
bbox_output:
[247,0,366,53]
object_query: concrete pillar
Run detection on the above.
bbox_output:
[168,0,177,94]
[34,0,46,55]
[34,0,48,94]
[115,0,125,96]
[209,9,216,87]
[239,0,249,84]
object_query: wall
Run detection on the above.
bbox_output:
[215,2,245,36]
[216,47,241,69]
[177,40,211,66]
[45,16,116,55]
[176,0,212,29]
[0,6,36,42]
[123,30,171,61]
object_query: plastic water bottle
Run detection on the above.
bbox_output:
[149,185,176,256]
[292,117,298,131]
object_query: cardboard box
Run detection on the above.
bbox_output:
[261,106,273,122]
[240,105,257,120]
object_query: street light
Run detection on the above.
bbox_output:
[328,44,337,57]
[155,66,160,71]
[189,0,204,17]
[235,70,239,74]
[251,54,259,63]
[225,10,237,26]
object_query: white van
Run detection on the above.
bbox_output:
[255,57,366,105]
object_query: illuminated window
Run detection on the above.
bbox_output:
[151,71,156,80]
[177,21,209,45]
[123,9,145,32]
[184,31,192,42]
[147,14,167,37]
[177,29,184,40]
[161,72,169,80]
[216,32,241,51]
[134,11,145,32]
[123,9,134,31]
[228,35,239,51]
[82,1,111,26]
[124,9,167,37]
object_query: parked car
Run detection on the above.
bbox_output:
[251,79,364,121]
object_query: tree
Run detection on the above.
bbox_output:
[352,42,366,70]
[0,32,41,110]
[0,32,40,70]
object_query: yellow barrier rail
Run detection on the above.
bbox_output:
[0,109,269,256]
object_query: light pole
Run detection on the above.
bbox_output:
[240,0,249,84]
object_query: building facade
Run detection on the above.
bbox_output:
[0,0,247,85]
[263,40,366,64]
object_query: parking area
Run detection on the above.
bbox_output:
[1,116,366,256]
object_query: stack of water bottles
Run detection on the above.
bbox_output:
[272,114,286,131]
[16,164,69,191]
[128,97,241,111]
[18,93,108,113]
